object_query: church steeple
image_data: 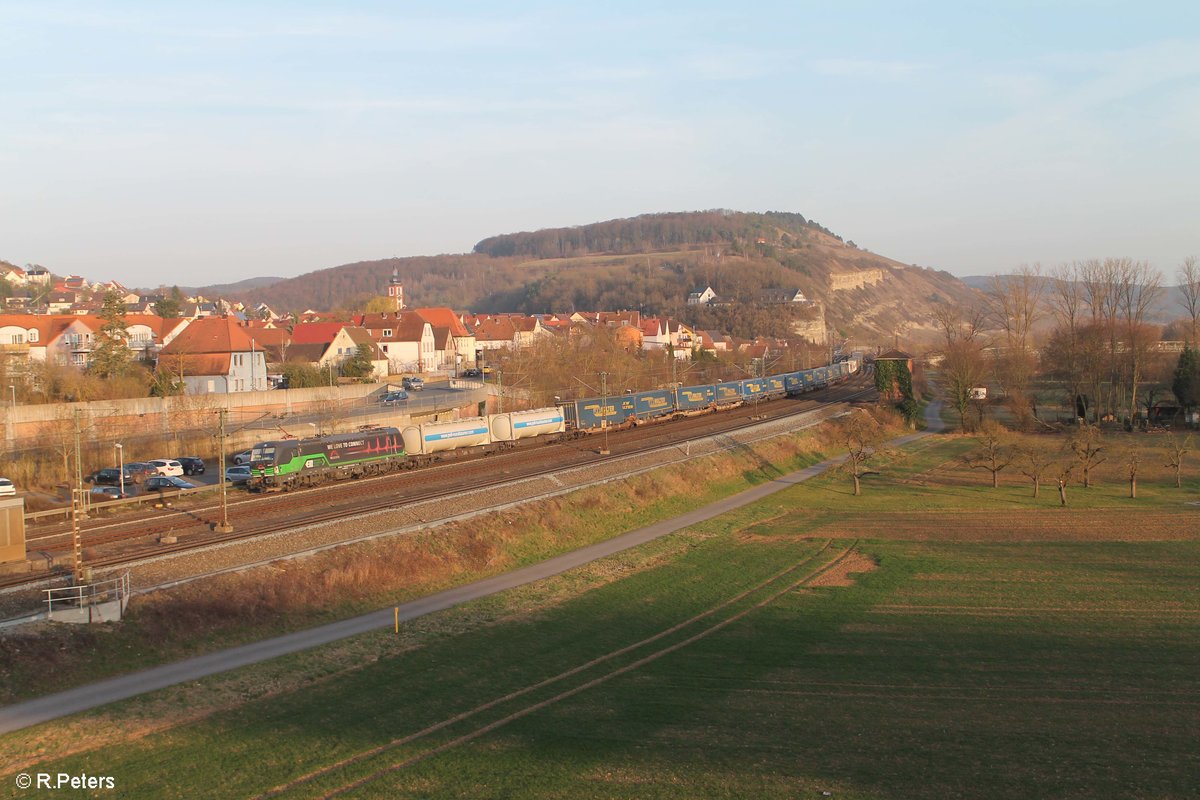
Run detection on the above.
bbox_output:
[387,268,405,311]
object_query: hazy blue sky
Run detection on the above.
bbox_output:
[2,1,1197,288]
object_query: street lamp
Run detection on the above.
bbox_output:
[115,442,124,498]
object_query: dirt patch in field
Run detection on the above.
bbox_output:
[813,510,1200,542]
[809,551,878,587]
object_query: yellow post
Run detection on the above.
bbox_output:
[394,607,399,634]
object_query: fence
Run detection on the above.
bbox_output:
[44,571,131,624]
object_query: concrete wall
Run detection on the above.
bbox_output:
[2,382,391,443]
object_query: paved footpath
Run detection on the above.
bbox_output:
[0,401,944,735]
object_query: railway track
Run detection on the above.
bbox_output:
[11,380,873,589]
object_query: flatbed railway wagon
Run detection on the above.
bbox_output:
[249,427,407,490]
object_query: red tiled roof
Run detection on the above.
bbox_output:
[160,316,257,355]
[473,316,516,342]
[289,322,346,345]
[413,307,469,337]
[156,352,231,377]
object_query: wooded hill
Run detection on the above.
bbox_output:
[219,210,980,343]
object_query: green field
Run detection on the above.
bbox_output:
[4,434,1199,799]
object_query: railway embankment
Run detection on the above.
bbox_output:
[0,403,907,714]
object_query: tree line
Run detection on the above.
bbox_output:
[937,257,1200,431]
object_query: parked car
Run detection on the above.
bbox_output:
[90,485,133,500]
[402,377,424,391]
[124,462,156,484]
[149,459,185,477]
[225,465,253,484]
[176,456,206,475]
[144,476,195,491]
[88,466,136,486]
[233,449,253,466]
[460,368,482,378]
[379,390,409,404]
[0,478,15,497]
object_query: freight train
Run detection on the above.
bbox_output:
[245,359,857,491]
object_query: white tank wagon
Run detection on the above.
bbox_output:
[402,417,493,456]
[490,408,566,442]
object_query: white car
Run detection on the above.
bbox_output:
[233,450,253,466]
[0,478,14,497]
[149,459,185,477]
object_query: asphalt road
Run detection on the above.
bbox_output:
[0,400,943,734]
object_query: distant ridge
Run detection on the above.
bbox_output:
[223,210,981,343]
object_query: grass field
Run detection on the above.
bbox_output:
[3,431,1197,799]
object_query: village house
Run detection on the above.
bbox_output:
[156,316,269,393]
[354,311,436,373]
[412,307,477,370]
[287,322,389,379]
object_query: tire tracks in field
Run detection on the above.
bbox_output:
[253,540,856,800]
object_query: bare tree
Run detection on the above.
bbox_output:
[942,338,990,431]
[1163,433,1192,489]
[1017,443,1056,499]
[1116,260,1162,427]
[1178,255,1200,345]
[934,301,989,431]
[1056,463,1074,506]
[985,265,1044,400]
[1125,447,1141,499]
[1068,424,1106,488]
[835,410,888,496]
[963,418,1012,487]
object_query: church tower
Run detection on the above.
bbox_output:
[387,268,405,312]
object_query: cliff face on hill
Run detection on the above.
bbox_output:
[221,210,979,343]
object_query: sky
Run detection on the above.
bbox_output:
[2,1,1198,289]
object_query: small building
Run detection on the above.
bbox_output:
[687,286,719,306]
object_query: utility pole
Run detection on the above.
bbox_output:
[216,408,233,532]
[497,370,503,414]
[71,409,86,583]
[600,371,610,455]
[116,442,124,498]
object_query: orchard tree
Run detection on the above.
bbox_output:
[1017,443,1056,499]
[963,418,1012,488]
[1163,433,1192,489]
[836,409,889,496]
[1068,424,1106,488]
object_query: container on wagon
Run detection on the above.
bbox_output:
[490,408,566,442]
[675,384,716,411]
[740,378,766,398]
[715,382,743,405]
[565,395,638,431]
[634,390,676,421]
[402,417,492,455]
